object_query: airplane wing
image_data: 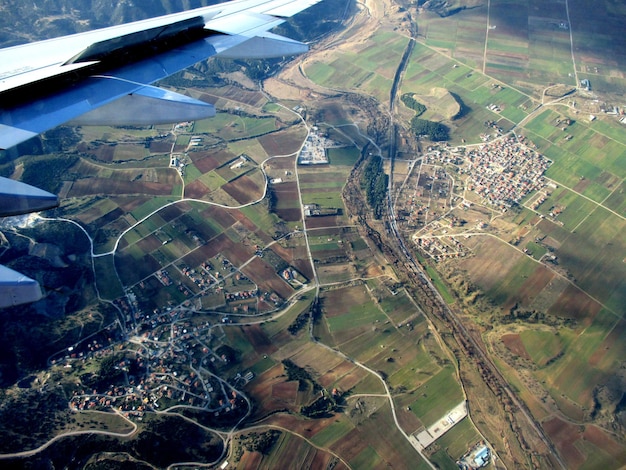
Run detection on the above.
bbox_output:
[0,0,322,151]
[0,0,323,307]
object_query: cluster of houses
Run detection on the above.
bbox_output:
[60,310,246,418]
[462,135,551,209]
[414,234,467,261]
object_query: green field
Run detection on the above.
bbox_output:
[409,366,464,427]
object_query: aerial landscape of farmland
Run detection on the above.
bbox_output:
[0,0,625,468]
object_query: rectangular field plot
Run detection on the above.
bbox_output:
[524,109,626,203]
[536,310,623,410]
[431,416,481,459]
[408,366,464,428]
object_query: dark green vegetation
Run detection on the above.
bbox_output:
[238,430,281,455]
[401,93,450,141]
[3,415,223,469]
[282,359,320,392]
[400,93,427,116]
[361,155,388,218]
[410,117,450,141]
[21,155,79,193]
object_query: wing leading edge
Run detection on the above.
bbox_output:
[0,0,323,308]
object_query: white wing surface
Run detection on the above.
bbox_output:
[0,0,323,307]
[0,0,322,150]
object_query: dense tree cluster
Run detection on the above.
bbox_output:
[400,93,426,116]
[282,359,319,391]
[239,430,281,454]
[21,154,79,193]
[409,117,450,141]
[361,155,388,219]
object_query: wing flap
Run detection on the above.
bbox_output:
[69,85,215,126]
[0,177,59,217]
[0,265,43,309]
[216,31,308,59]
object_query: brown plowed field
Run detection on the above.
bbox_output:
[68,178,173,197]
[181,233,233,268]
[322,286,369,317]
[158,202,190,222]
[583,425,626,461]
[241,257,294,299]
[149,140,174,153]
[222,175,263,204]
[190,150,234,173]
[136,234,162,254]
[501,333,532,360]
[305,215,343,228]
[232,211,258,232]
[548,284,602,323]
[222,241,256,267]
[243,324,278,355]
[511,265,555,308]
[201,205,238,229]
[115,252,161,286]
[258,129,305,156]
[271,381,298,405]
[543,417,585,469]
[184,179,210,199]
[276,208,302,222]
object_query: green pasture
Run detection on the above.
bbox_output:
[223,326,256,357]
[378,290,419,325]
[524,241,547,260]
[326,303,387,332]
[484,253,538,307]
[433,416,480,459]
[387,349,440,391]
[554,196,598,231]
[555,207,626,315]
[198,171,228,191]
[309,242,342,253]
[328,146,360,166]
[238,204,277,232]
[304,30,406,98]
[183,163,203,183]
[414,252,454,303]
[401,42,528,142]
[539,309,620,407]
[93,256,124,300]
[408,366,463,427]
[130,197,177,221]
[248,355,276,376]
[301,191,344,209]
[262,292,315,338]
[310,419,354,448]
[349,446,383,470]
[524,108,626,204]
[519,329,564,367]
[430,450,458,470]
[338,323,399,361]
[350,238,368,251]
[304,61,336,85]
[604,181,626,217]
